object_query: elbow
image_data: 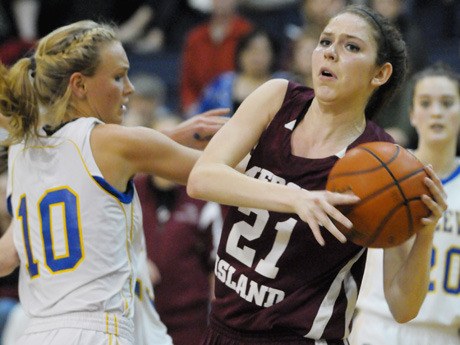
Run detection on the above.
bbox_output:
[186,166,207,200]
[0,256,19,278]
[390,306,420,324]
[393,313,417,324]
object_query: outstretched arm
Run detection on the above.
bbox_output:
[383,165,447,322]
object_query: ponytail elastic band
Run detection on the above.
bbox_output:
[29,56,36,78]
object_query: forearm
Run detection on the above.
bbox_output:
[0,225,20,277]
[384,231,434,322]
[188,162,297,212]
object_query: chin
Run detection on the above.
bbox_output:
[314,87,337,102]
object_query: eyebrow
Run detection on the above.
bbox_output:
[321,31,366,43]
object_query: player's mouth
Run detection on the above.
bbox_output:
[319,68,337,80]
[430,123,445,131]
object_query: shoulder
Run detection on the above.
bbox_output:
[365,120,395,143]
[285,81,315,101]
[247,79,290,109]
[91,124,164,149]
[260,78,290,93]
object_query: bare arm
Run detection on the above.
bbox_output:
[187,79,360,245]
[91,124,201,191]
[0,223,19,277]
[383,166,447,322]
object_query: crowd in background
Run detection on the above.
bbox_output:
[0,0,459,344]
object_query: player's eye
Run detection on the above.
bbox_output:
[441,98,455,108]
[319,39,331,47]
[419,99,431,108]
[345,43,360,52]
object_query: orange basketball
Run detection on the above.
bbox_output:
[326,142,431,248]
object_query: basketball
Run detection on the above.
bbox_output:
[326,142,432,248]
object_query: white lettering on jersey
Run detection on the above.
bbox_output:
[215,254,285,307]
[245,165,301,190]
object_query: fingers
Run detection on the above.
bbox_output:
[424,165,446,198]
[306,218,326,247]
[194,123,227,142]
[302,207,347,246]
[299,191,358,245]
[419,167,447,228]
[198,108,231,118]
[423,172,447,215]
[326,191,361,205]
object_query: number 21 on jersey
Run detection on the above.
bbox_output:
[226,207,297,279]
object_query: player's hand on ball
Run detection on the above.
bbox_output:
[419,165,447,231]
[294,190,360,246]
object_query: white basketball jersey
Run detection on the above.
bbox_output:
[356,159,460,328]
[7,117,137,319]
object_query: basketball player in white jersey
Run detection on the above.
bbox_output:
[0,20,228,345]
[350,63,460,345]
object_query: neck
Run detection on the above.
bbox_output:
[291,99,366,158]
[308,98,366,139]
[413,142,458,179]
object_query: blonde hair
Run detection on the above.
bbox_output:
[0,20,117,143]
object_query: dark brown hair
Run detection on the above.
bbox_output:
[338,5,408,119]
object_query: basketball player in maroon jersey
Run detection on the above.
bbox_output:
[188,5,447,345]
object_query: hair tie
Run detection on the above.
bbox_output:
[29,56,36,78]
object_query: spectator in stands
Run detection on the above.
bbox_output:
[302,0,349,31]
[281,28,321,88]
[180,0,253,116]
[196,29,280,115]
[122,73,171,128]
[134,115,224,345]
[117,0,209,54]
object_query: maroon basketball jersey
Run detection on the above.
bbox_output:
[211,82,394,341]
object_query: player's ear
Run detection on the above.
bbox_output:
[371,62,393,87]
[69,72,87,99]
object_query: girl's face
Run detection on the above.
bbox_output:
[311,12,387,106]
[83,41,134,125]
[239,35,274,77]
[410,76,460,145]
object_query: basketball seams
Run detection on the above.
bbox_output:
[326,142,429,248]
[337,168,427,210]
[327,146,400,179]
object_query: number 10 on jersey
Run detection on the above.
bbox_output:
[17,187,84,278]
